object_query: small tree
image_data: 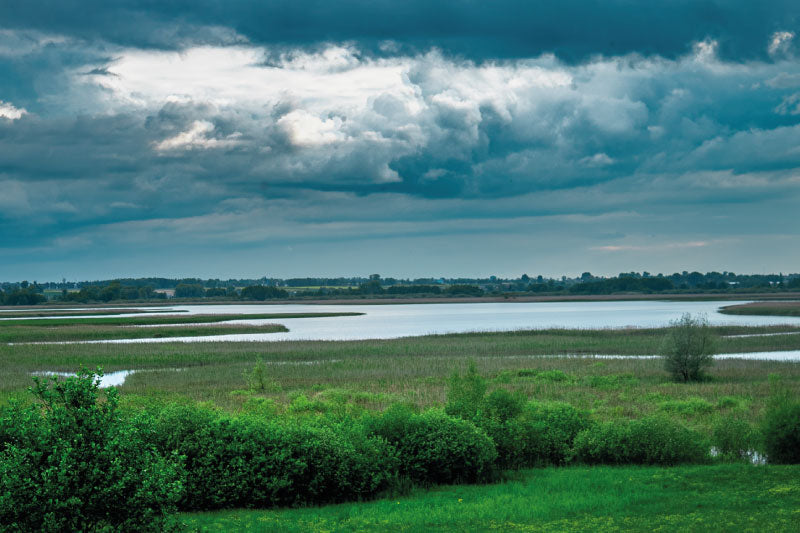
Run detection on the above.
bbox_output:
[445,361,487,420]
[0,368,183,532]
[661,313,715,382]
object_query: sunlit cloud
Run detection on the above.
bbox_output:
[0,100,26,120]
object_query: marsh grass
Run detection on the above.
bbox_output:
[181,464,800,532]
[720,302,800,317]
[0,308,159,318]
[0,323,288,343]
[2,326,797,430]
[0,311,363,327]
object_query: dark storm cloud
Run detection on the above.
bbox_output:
[2,1,799,62]
[1,2,800,279]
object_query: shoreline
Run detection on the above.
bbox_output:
[2,291,800,310]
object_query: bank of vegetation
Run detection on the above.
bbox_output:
[721,301,800,317]
[3,270,800,306]
[1,319,799,531]
[1,363,798,531]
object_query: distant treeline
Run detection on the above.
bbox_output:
[2,271,799,305]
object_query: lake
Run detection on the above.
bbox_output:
[50,299,800,342]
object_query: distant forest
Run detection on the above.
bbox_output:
[1,271,799,305]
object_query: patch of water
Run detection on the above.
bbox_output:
[710,446,767,465]
[32,370,135,388]
[31,368,186,388]
[722,331,800,339]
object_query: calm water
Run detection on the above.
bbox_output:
[55,300,800,342]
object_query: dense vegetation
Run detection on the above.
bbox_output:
[1,358,798,531]
[2,313,799,530]
[3,269,800,305]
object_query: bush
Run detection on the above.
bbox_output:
[137,404,398,510]
[519,401,593,466]
[661,313,715,382]
[444,361,487,420]
[367,405,497,485]
[574,416,709,465]
[762,391,800,464]
[712,416,758,462]
[0,369,183,532]
[474,400,591,470]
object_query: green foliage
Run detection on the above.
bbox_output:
[661,313,716,382]
[518,401,593,466]
[0,369,183,532]
[366,405,497,485]
[482,389,524,423]
[444,361,487,420]
[138,403,398,510]
[581,373,639,389]
[762,389,800,464]
[246,358,281,393]
[711,416,758,461]
[240,285,288,300]
[658,397,715,416]
[574,416,709,465]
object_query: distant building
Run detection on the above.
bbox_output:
[153,289,175,298]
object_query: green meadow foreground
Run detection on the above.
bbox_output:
[1,313,799,531]
[184,464,800,532]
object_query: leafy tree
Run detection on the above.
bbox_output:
[240,285,287,300]
[661,313,715,382]
[0,369,183,532]
[175,283,206,298]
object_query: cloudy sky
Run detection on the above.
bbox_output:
[1,1,800,280]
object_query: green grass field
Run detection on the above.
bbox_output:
[0,308,163,318]
[0,323,289,343]
[2,325,799,425]
[182,464,800,532]
[2,307,800,531]
[721,302,800,317]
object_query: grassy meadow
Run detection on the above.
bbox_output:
[183,464,800,532]
[2,324,799,427]
[721,301,800,317]
[2,306,800,531]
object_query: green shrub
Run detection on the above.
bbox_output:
[445,361,487,420]
[535,370,574,383]
[661,313,715,382]
[0,369,183,532]
[574,416,709,465]
[658,397,715,416]
[246,358,281,393]
[482,389,524,423]
[762,391,800,464]
[711,416,758,461]
[367,405,497,485]
[138,404,398,510]
[519,401,593,465]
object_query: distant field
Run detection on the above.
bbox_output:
[2,324,799,426]
[721,301,800,317]
[182,464,800,532]
[0,323,288,343]
[0,308,164,318]
[0,312,363,327]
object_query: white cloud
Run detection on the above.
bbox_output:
[768,31,795,57]
[154,120,242,151]
[277,110,346,146]
[592,241,710,252]
[0,100,26,120]
[580,153,614,167]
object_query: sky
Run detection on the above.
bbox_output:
[1,1,800,281]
